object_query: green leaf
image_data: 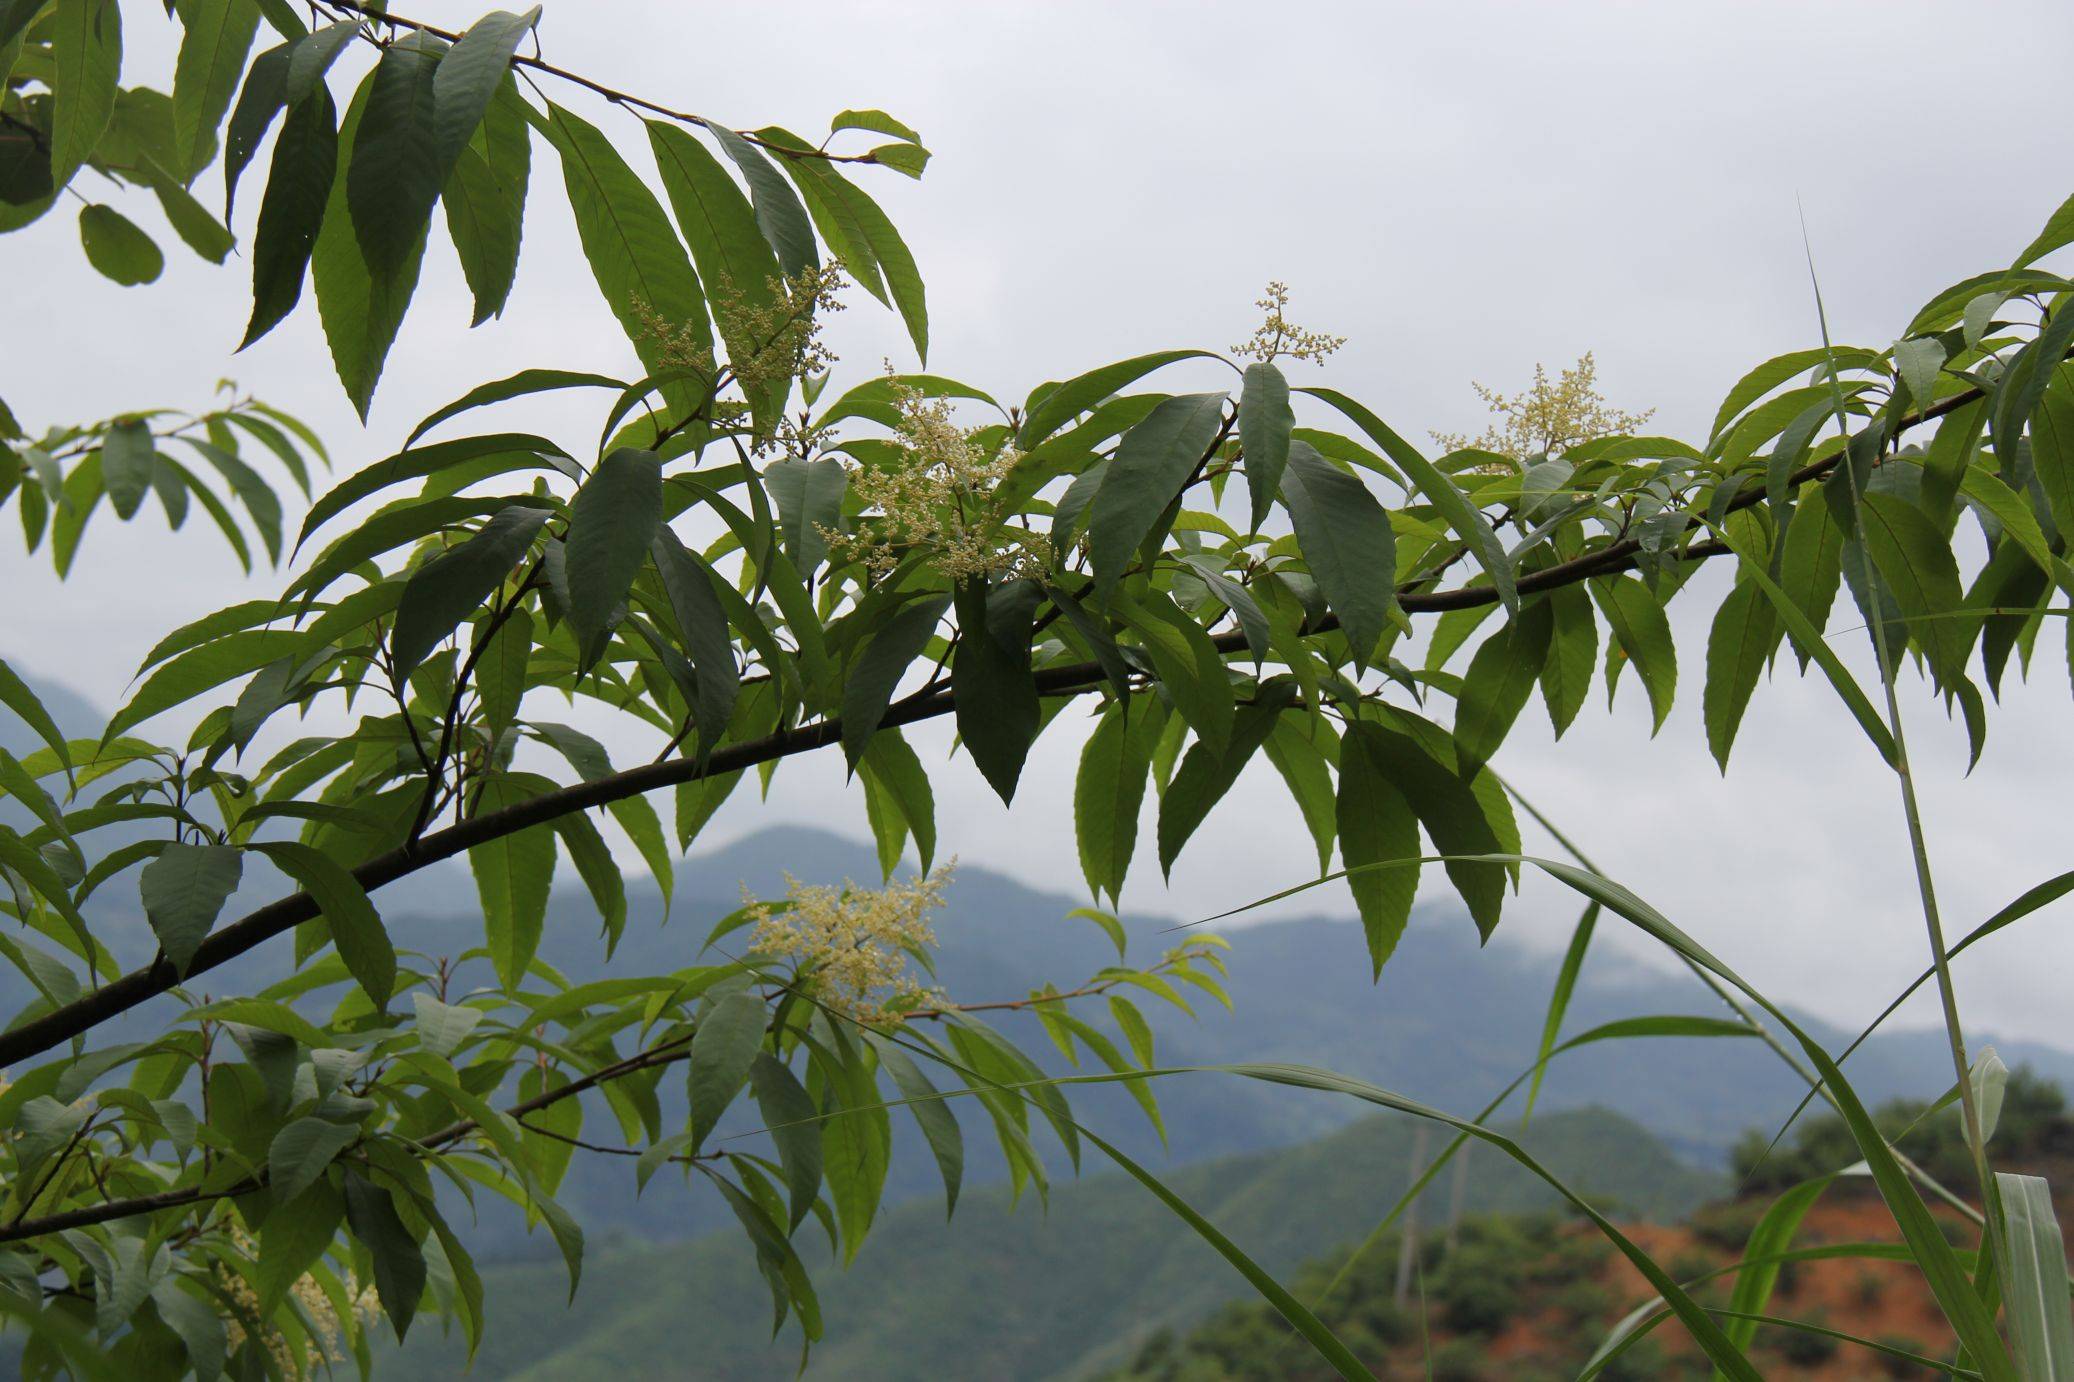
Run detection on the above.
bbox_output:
[1998,1172,2074,1380]
[862,730,935,873]
[1538,582,1597,738]
[241,87,338,347]
[297,432,569,548]
[1358,718,1505,937]
[841,595,949,769]
[540,101,711,391]
[255,1178,342,1310]
[1074,700,1156,905]
[1239,362,1293,532]
[1591,574,1676,732]
[411,991,482,1059]
[651,533,740,759]
[171,0,258,180]
[77,203,162,285]
[704,122,818,280]
[1112,591,1234,754]
[389,504,544,677]
[1017,350,1217,449]
[876,1040,964,1217]
[1157,686,1290,877]
[1303,386,1518,613]
[107,626,303,739]
[146,162,235,262]
[646,119,787,419]
[430,7,537,172]
[765,455,847,574]
[0,657,75,774]
[409,371,622,449]
[139,842,241,974]
[347,28,445,278]
[952,579,1040,804]
[442,79,530,325]
[253,840,393,1010]
[564,447,661,660]
[312,67,430,418]
[343,1169,426,1342]
[1278,440,1401,668]
[748,1052,822,1229]
[51,0,121,188]
[266,1113,358,1204]
[221,38,289,215]
[100,418,154,520]
[1703,580,1777,771]
[468,773,555,988]
[688,989,765,1152]
[1858,491,1967,689]
[1337,721,1421,972]
[1085,392,1227,588]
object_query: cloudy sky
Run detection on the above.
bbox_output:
[6,1,2074,1050]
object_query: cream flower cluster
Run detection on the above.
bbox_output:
[215,1223,379,1375]
[825,386,1043,581]
[1432,351,1654,463]
[748,866,952,1022]
[1232,281,1347,366]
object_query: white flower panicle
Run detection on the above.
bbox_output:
[1431,351,1654,464]
[824,384,1043,581]
[748,865,953,1022]
[1232,281,1347,366]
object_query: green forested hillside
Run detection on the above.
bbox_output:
[382,1107,1718,1380]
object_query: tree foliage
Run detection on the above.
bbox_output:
[3,2,2072,1378]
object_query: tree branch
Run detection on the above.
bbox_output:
[0,380,1981,1069]
[310,0,891,166]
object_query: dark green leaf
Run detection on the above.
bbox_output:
[952,579,1039,803]
[389,503,545,677]
[222,39,289,215]
[748,1052,822,1230]
[1591,574,1676,732]
[876,1040,963,1217]
[441,79,529,326]
[347,30,444,277]
[1337,721,1421,972]
[1074,699,1157,905]
[253,840,393,1010]
[1452,597,1553,776]
[266,1114,356,1204]
[468,773,555,988]
[840,595,949,769]
[565,447,661,663]
[704,122,817,280]
[765,455,846,574]
[689,989,766,1152]
[1703,580,1777,771]
[139,842,241,974]
[1279,439,1402,668]
[100,418,154,520]
[1240,362,1292,532]
[1017,350,1217,449]
[1088,392,1226,590]
[241,86,336,348]
[651,532,740,760]
[343,1170,426,1341]
[430,7,537,172]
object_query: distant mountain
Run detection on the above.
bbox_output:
[380,1106,1722,1382]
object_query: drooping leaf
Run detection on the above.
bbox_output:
[242,86,336,348]
[1337,722,1421,972]
[1703,579,1777,771]
[254,840,394,1010]
[564,448,661,663]
[1451,597,1553,775]
[51,0,122,189]
[312,68,431,418]
[441,79,530,325]
[687,989,766,1151]
[170,0,259,180]
[1592,574,1677,732]
[1239,362,1293,533]
[1278,441,1401,668]
[1074,699,1157,906]
[342,1169,427,1342]
[840,594,949,770]
[99,418,154,520]
[346,28,446,278]
[389,503,546,678]
[265,1114,358,1204]
[468,773,555,988]
[952,578,1039,803]
[1088,392,1227,590]
[139,842,242,974]
[704,122,818,280]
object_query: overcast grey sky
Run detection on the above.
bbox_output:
[6,2,2074,1047]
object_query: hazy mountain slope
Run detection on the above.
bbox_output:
[382,1106,1720,1381]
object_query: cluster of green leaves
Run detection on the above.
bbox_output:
[4,0,2074,1377]
[0,389,323,575]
